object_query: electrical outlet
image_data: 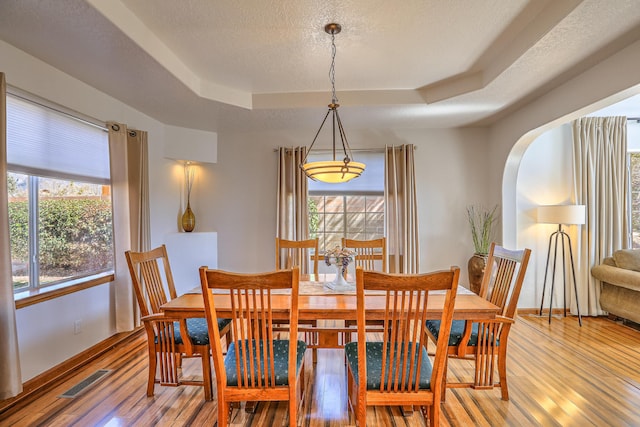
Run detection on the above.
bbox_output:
[74,319,82,335]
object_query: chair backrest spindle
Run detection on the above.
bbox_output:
[356,267,459,394]
[276,237,319,275]
[342,237,387,272]
[200,267,300,390]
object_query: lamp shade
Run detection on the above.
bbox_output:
[301,159,365,183]
[537,205,585,225]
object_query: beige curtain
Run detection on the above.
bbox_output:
[276,147,309,272]
[108,123,150,332]
[572,116,628,317]
[0,73,22,399]
[385,145,419,273]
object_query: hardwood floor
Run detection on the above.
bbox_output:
[2,314,640,426]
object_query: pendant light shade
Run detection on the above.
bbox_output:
[301,158,366,183]
[300,23,365,184]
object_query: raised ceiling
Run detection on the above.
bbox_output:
[1,0,640,132]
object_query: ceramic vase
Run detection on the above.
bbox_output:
[467,253,487,295]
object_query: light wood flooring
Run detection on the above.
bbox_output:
[2,314,640,426]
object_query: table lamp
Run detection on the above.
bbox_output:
[537,204,585,326]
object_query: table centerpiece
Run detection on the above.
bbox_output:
[324,246,356,290]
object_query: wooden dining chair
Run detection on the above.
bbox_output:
[342,237,387,273]
[275,237,319,359]
[345,266,460,426]
[199,266,306,427]
[342,237,387,338]
[125,244,231,401]
[276,237,319,275]
[425,242,531,401]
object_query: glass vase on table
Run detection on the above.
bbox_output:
[324,247,355,291]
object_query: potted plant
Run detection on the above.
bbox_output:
[466,205,498,294]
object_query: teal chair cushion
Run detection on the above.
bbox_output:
[172,317,232,346]
[344,341,433,390]
[224,339,307,386]
[426,320,499,347]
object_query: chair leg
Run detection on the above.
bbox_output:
[217,398,229,427]
[201,348,213,401]
[429,401,439,426]
[356,399,366,427]
[498,345,509,401]
[147,350,157,397]
[289,385,298,426]
[300,361,306,407]
[441,356,449,402]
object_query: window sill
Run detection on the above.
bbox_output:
[14,272,115,309]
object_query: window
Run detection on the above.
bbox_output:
[7,93,113,292]
[310,195,384,251]
[308,151,385,254]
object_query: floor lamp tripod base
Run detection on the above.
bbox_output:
[539,224,583,326]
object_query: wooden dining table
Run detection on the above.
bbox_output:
[160,274,500,349]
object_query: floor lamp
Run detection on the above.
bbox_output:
[537,205,585,326]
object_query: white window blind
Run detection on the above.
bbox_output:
[6,95,110,184]
[308,151,384,193]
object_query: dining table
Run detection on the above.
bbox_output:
[161,273,500,349]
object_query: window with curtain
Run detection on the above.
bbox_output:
[6,93,113,293]
[308,151,385,254]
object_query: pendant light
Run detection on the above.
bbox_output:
[300,23,365,183]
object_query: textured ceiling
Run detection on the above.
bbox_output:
[0,0,640,132]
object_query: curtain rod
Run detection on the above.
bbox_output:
[7,85,108,131]
[274,146,416,153]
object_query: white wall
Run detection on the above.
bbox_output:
[206,127,490,289]
[491,39,640,308]
[516,125,575,309]
[1,40,185,380]
[15,286,112,379]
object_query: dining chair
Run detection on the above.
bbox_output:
[275,237,319,275]
[125,244,231,401]
[345,266,460,426]
[425,242,531,401]
[342,237,387,338]
[342,237,387,273]
[275,237,319,359]
[199,266,306,427]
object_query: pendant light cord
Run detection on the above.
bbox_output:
[329,31,338,104]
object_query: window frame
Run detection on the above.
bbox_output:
[6,89,115,302]
[309,191,385,254]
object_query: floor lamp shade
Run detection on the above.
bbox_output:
[537,205,585,225]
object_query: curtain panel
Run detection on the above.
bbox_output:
[385,145,419,274]
[572,116,628,317]
[276,147,310,272]
[0,72,23,399]
[108,123,150,332]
